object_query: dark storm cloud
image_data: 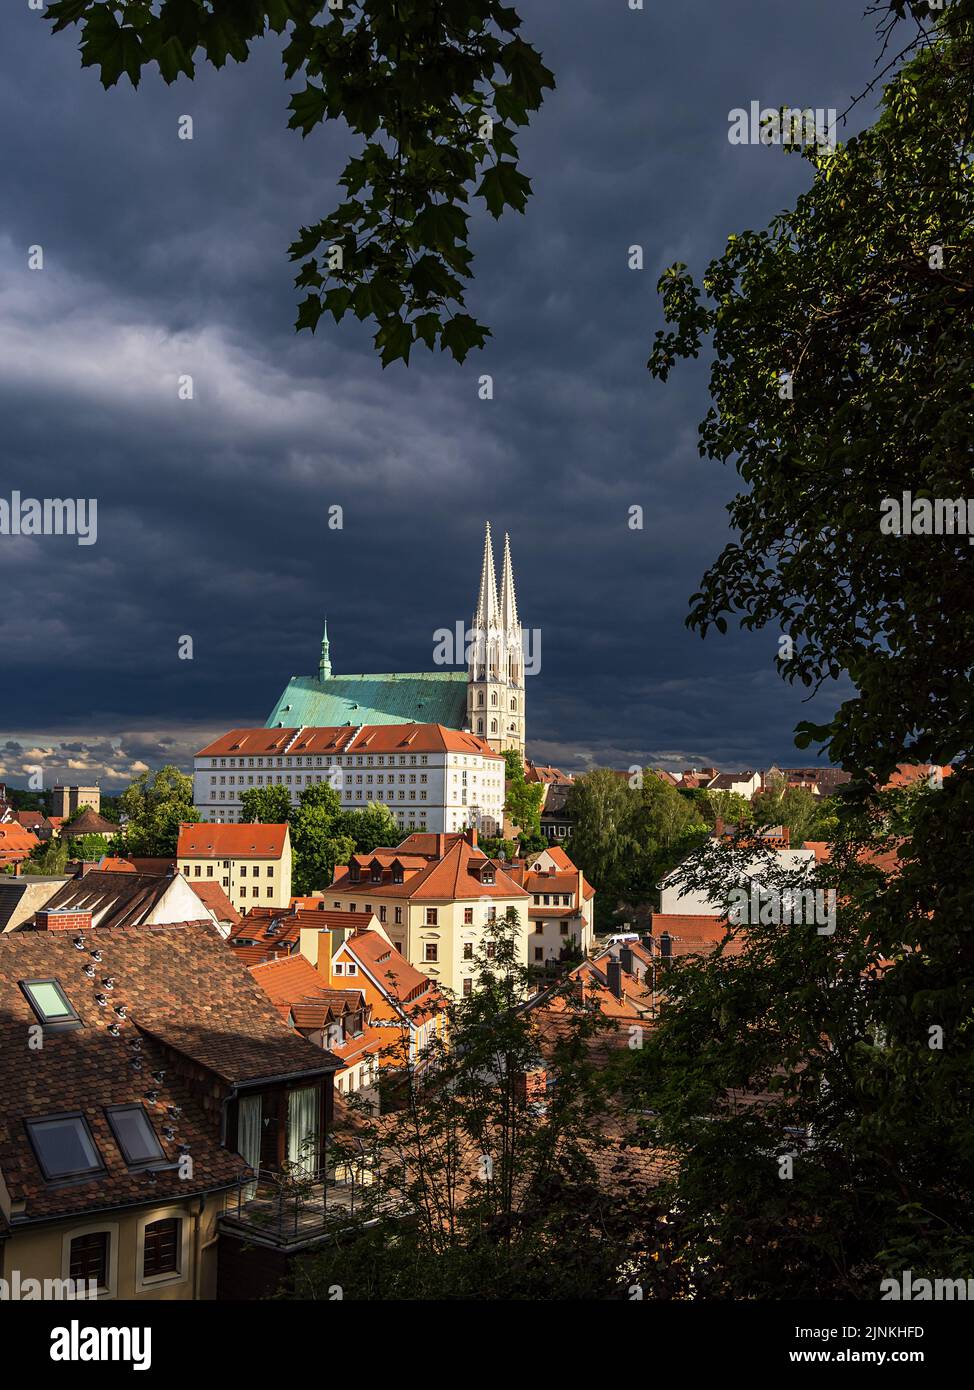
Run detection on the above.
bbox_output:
[0,2,882,784]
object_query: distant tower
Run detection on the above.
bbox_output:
[467,523,525,759]
[319,618,332,682]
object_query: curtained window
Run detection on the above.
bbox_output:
[237,1094,262,1200]
[287,1086,320,1176]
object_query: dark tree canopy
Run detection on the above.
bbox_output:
[636,4,974,1295]
[649,2,974,786]
[46,0,554,365]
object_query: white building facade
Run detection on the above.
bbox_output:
[193,724,505,836]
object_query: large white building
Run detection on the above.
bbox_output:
[193,723,505,836]
[265,521,527,761]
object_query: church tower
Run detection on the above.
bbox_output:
[467,523,525,760]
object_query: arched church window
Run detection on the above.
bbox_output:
[478,692,484,706]
[510,697,516,711]
[490,720,497,733]
[477,719,484,734]
[491,691,497,705]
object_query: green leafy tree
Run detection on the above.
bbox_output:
[288,780,349,894]
[331,799,399,853]
[68,833,111,862]
[637,4,974,1293]
[624,774,707,899]
[500,749,543,844]
[478,835,518,861]
[240,784,293,824]
[564,769,633,927]
[118,765,200,856]
[687,787,753,830]
[566,769,706,925]
[750,779,823,847]
[46,0,554,366]
[22,836,70,876]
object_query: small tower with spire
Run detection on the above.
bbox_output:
[318,618,332,683]
[467,523,525,759]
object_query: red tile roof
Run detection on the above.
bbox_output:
[188,879,243,927]
[0,823,40,862]
[0,923,336,1223]
[197,723,503,760]
[333,837,530,903]
[339,931,445,1021]
[650,912,743,957]
[177,822,288,859]
[248,954,328,1008]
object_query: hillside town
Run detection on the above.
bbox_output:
[0,525,949,1305]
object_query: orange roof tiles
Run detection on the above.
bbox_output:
[339,931,445,1020]
[177,822,288,859]
[0,823,40,861]
[188,879,243,926]
[334,836,530,903]
[196,723,502,760]
[98,856,137,874]
[249,954,329,1007]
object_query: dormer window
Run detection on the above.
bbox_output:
[350,865,362,883]
[481,867,495,885]
[393,866,404,884]
[20,979,81,1032]
[370,866,382,883]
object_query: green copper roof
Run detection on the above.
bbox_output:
[265,671,468,730]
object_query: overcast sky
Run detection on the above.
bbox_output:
[0,2,887,790]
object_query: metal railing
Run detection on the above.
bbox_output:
[220,1164,382,1245]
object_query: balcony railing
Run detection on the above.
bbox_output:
[220,1163,384,1248]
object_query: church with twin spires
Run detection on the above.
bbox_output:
[265,522,526,759]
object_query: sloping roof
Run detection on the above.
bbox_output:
[98,856,137,874]
[127,857,176,875]
[540,784,572,816]
[340,931,444,1019]
[177,822,288,859]
[525,762,572,785]
[0,923,335,1223]
[0,876,71,933]
[0,823,40,858]
[706,772,757,790]
[198,722,498,759]
[15,811,50,832]
[265,672,468,731]
[61,808,120,838]
[248,954,329,1008]
[188,879,242,927]
[28,870,177,930]
[650,913,743,957]
[333,837,530,902]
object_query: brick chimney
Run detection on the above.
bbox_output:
[465,826,478,848]
[36,908,92,933]
[435,833,447,858]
